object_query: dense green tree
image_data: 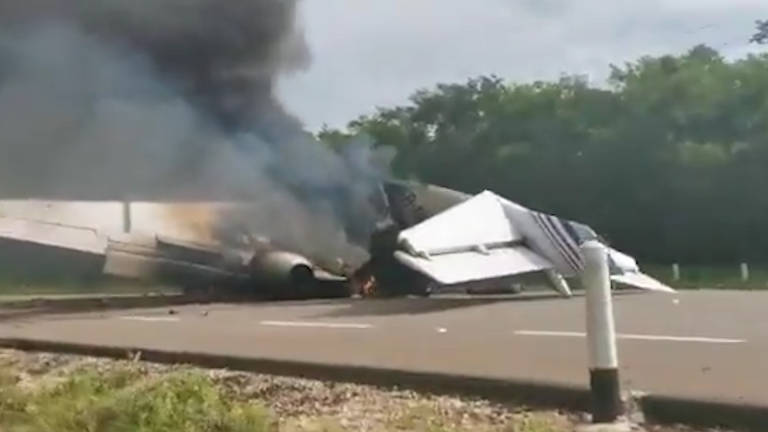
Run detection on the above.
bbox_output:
[752,19,768,44]
[321,46,768,264]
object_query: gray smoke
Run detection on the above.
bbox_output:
[0,0,390,266]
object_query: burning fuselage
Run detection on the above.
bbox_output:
[0,200,352,299]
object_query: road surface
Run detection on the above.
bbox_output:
[1,290,766,406]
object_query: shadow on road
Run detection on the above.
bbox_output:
[304,292,577,318]
[0,294,213,323]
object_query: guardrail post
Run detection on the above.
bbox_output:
[740,263,749,282]
[672,263,680,282]
[581,241,622,423]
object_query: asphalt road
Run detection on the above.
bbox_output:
[1,290,766,406]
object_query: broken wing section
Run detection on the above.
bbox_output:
[393,191,555,287]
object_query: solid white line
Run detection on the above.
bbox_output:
[119,316,180,322]
[616,333,746,344]
[516,330,584,338]
[260,320,372,329]
[514,330,746,344]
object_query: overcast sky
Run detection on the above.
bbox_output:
[276,0,768,132]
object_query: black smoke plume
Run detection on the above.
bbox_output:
[0,0,389,266]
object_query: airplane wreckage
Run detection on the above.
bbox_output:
[0,180,674,299]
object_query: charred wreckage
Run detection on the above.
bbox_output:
[0,1,673,300]
[0,180,673,300]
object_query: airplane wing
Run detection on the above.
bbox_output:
[0,217,107,254]
[393,190,674,295]
[0,216,349,295]
[393,191,557,287]
[102,234,242,283]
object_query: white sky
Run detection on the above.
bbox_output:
[276,0,768,131]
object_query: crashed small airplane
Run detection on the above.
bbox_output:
[360,180,674,297]
[0,180,673,300]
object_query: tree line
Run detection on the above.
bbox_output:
[319,44,768,264]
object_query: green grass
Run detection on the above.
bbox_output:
[0,367,274,432]
[642,263,768,290]
[0,360,569,432]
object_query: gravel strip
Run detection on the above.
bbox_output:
[0,349,731,431]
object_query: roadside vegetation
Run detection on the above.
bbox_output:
[320,43,768,269]
[643,263,768,290]
[0,368,272,432]
[0,349,723,432]
[0,350,567,432]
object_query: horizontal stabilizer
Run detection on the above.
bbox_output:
[612,272,676,293]
[394,246,551,285]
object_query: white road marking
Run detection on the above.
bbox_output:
[119,316,180,322]
[514,330,746,344]
[259,320,372,329]
[436,327,448,333]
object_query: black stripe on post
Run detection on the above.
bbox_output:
[589,368,623,423]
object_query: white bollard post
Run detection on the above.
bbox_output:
[672,263,680,282]
[741,263,749,282]
[580,241,622,423]
[122,200,132,234]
